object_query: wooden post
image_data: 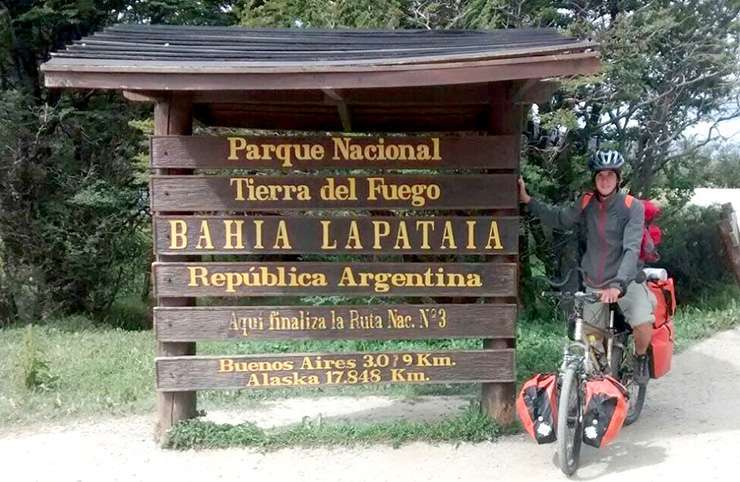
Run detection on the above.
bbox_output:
[719,203,740,286]
[153,93,197,443]
[481,81,524,425]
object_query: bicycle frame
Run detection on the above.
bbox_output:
[560,292,627,378]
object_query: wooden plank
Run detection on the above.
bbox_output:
[42,53,601,91]
[150,134,517,169]
[153,262,517,297]
[156,349,515,391]
[153,215,519,255]
[43,44,597,71]
[149,175,518,212]
[125,83,551,106]
[154,304,517,341]
[719,203,740,285]
[193,108,485,132]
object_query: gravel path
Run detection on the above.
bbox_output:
[3,327,739,482]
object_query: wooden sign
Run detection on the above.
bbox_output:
[150,174,517,212]
[150,135,518,169]
[156,349,515,391]
[153,215,519,255]
[154,304,517,341]
[153,262,517,297]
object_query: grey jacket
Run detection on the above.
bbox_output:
[527,191,645,291]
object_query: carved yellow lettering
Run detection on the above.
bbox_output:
[196,220,214,249]
[337,266,357,287]
[394,221,411,249]
[485,221,503,250]
[253,220,264,249]
[345,220,363,249]
[372,221,390,249]
[223,220,244,249]
[416,220,434,249]
[441,221,457,249]
[431,137,441,160]
[466,220,476,249]
[188,266,208,287]
[230,177,248,201]
[332,137,351,160]
[273,220,292,249]
[227,137,246,160]
[321,220,337,249]
[218,358,234,372]
[168,220,187,250]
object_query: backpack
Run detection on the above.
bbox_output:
[580,193,662,263]
[516,373,558,444]
[582,375,629,448]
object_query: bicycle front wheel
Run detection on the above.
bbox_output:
[557,367,583,476]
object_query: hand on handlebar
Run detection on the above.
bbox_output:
[599,287,622,303]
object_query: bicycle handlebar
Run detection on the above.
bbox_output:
[544,267,646,290]
[542,290,601,303]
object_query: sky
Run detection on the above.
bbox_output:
[687,116,740,145]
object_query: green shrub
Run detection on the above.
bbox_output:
[656,204,731,303]
[19,325,58,391]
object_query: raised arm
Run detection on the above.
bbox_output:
[518,177,582,230]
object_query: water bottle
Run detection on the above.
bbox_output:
[642,268,668,281]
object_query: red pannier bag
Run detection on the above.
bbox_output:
[647,278,676,378]
[516,373,558,444]
[648,278,676,327]
[582,376,628,448]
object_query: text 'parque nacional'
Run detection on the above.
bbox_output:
[227,136,441,168]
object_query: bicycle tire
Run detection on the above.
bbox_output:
[557,367,583,476]
[610,334,647,425]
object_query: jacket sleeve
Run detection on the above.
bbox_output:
[526,198,582,230]
[613,199,645,291]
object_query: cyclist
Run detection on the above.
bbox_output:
[518,149,654,385]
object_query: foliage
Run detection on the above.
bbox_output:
[0,317,155,428]
[165,401,503,450]
[698,144,740,188]
[0,89,150,319]
[20,325,58,391]
[235,0,406,28]
[515,0,739,302]
[0,1,738,325]
[0,1,236,323]
[657,204,732,303]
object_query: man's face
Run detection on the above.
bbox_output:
[595,170,619,196]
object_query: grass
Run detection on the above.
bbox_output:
[165,401,510,450]
[1,285,738,446]
[0,315,155,427]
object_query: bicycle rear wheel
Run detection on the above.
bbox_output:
[557,367,583,476]
[611,333,647,425]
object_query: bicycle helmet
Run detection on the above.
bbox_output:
[588,149,625,172]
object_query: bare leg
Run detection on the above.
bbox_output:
[632,323,652,355]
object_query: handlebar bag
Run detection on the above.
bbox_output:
[516,373,558,444]
[650,319,674,378]
[582,375,628,448]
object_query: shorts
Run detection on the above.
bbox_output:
[583,280,656,329]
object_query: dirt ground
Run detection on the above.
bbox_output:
[2,326,739,482]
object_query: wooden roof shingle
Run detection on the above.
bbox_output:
[41,24,599,91]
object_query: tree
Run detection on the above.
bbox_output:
[0,1,239,323]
